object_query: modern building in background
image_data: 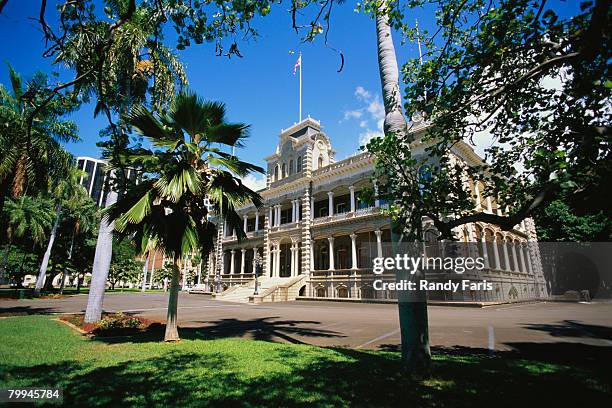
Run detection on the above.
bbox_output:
[76,156,138,207]
[76,156,109,207]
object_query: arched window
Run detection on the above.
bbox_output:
[289,160,294,175]
[316,286,327,297]
[337,286,349,298]
[318,156,323,169]
[296,156,302,172]
[282,163,287,177]
[274,166,279,181]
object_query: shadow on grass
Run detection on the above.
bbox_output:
[94,316,345,345]
[1,342,610,407]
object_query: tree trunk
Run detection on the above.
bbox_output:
[164,260,181,341]
[375,2,431,374]
[375,4,409,138]
[149,252,156,288]
[35,204,62,295]
[141,253,149,292]
[84,189,118,323]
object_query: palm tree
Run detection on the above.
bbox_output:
[90,91,262,342]
[0,66,79,214]
[58,2,188,319]
[374,2,431,373]
[34,167,89,295]
[0,196,54,283]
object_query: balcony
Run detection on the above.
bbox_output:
[270,221,300,232]
[311,205,387,226]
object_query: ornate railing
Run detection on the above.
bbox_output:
[311,205,386,226]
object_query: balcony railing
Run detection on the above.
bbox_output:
[311,205,387,226]
[270,221,300,232]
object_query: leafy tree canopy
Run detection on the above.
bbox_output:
[367,0,611,240]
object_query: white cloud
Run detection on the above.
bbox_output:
[355,86,371,101]
[241,174,267,191]
[345,86,387,149]
[343,110,363,120]
[359,130,383,147]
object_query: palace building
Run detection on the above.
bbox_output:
[202,117,549,304]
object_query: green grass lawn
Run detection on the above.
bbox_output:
[0,315,610,407]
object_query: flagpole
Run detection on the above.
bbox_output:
[299,52,302,122]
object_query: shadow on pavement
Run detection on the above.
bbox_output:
[523,320,612,341]
[0,306,58,317]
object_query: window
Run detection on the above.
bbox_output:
[319,207,329,217]
[318,156,323,169]
[336,203,347,214]
[289,160,294,175]
[274,166,279,181]
[296,156,302,172]
[282,163,287,177]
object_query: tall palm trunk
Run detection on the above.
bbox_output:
[59,230,76,294]
[84,189,118,323]
[34,204,62,295]
[141,253,149,292]
[164,259,182,341]
[375,2,431,374]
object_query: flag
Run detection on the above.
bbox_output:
[293,54,301,75]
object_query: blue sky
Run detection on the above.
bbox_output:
[0,1,432,189]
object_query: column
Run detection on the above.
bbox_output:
[310,197,315,215]
[328,237,335,270]
[374,183,380,207]
[310,242,315,272]
[290,244,297,276]
[252,247,258,273]
[375,230,383,258]
[275,205,281,226]
[474,182,481,208]
[487,197,493,213]
[502,239,511,271]
[327,191,334,216]
[350,233,358,270]
[349,186,355,213]
[255,212,259,231]
[274,244,281,277]
[518,242,527,273]
[243,215,248,234]
[240,248,246,275]
[223,220,228,236]
[492,236,501,269]
[291,200,296,222]
[268,206,273,228]
[230,250,236,274]
[480,235,490,268]
[511,241,519,272]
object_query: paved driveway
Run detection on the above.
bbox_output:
[2,293,611,352]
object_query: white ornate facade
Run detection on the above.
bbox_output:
[203,118,548,303]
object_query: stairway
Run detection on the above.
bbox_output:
[213,277,302,303]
